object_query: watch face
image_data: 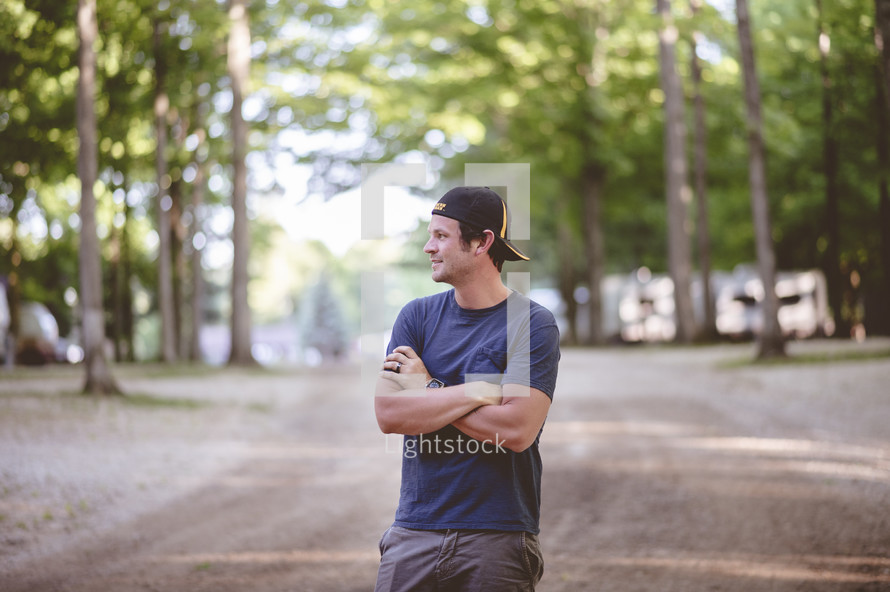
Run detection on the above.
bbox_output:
[427,378,444,388]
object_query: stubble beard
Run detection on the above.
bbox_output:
[431,251,473,287]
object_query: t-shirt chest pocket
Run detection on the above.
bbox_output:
[469,346,508,379]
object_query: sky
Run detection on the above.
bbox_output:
[270,184,435,256]
[254,163,437,257]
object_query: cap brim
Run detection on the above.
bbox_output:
[500,237,530,261]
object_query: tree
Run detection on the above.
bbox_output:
[878,0,890,110]
[77,0,121,394]
[0,1,74,366]
[817,0,845,338]
[735,0,785,358]
[227,0,254,365]
[189,109,209,362]
[6,0,890,353]
[689,0,717,341]
[154,12,176,363]
[580,163,606,345]
[657,0,696,343]
[876,0,890,334]
[301,272,348,362]
[572,3,608,346]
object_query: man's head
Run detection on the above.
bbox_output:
[430,186,529,273]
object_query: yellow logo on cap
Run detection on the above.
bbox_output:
[433,202,446,211]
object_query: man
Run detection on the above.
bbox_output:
[374,186,560,592]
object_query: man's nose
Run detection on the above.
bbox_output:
[423,239,435,253]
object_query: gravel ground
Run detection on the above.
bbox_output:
[1,339,889,591]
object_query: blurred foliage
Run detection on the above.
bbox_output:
[1,0,888,356]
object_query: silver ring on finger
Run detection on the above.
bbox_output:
[395,362,402,373]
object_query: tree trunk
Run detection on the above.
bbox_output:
[4,216,21,369]
[77,0,120,394]
[121,194,135,361]
[876,0,890,335]
[573,5,607,346]
[582,165,605,345]
[227,0,255,365]
[877,0,890,113]
[170,180,186,358]
[190,158,207,362]
[736,0,785,358]
[690,0,717,341]
[189,92,209,363]
[110,214,123,362]
[657,0,696,344]
[817,0,846,338]
[154,16,176,363]
[556,201,579,346]
[877,62,890,335]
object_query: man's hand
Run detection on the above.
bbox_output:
[374,345,505,435]
[378,370,428,391]
[381,346,431,391]
[380,346,502,406]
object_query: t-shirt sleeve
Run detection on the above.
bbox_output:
[386,299,423,356]
[503,305,560,399]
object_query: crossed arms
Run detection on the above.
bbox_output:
[374,346,551,453]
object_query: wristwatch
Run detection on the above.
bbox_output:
[426,378,445,389]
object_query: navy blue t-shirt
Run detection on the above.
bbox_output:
[386,289,560,533]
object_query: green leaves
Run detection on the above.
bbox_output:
[1,0,886,346]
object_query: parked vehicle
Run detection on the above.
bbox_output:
[16,302,60,365]
[715,268,830,340]
[537,266,831,344]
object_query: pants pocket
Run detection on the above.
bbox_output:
[378,526,393,557]
[520,532,545,585]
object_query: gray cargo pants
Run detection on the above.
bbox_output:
[374,526,544,592]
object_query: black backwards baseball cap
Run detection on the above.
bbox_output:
[431,186,530,261]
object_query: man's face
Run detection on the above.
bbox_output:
[424,215,477,285]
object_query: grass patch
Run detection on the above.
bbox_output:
[0,365,82,382]
[0,362,223,383]
[111,363,222,379]
[112,362,312,379]
[0,389,211,409]
[720,347,890,368]
[246,402,273,414]
[0,362,314,383]
[120,392,211,410]
[0,389,77,399]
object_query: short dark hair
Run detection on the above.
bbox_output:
[458,221,507,272]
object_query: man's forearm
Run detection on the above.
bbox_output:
[452,404,520,449]
[374,382,498,435]
[451,387,551,453]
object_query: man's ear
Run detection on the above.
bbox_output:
[476,230,496,255]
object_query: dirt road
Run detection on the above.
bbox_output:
[1,340,889,591]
